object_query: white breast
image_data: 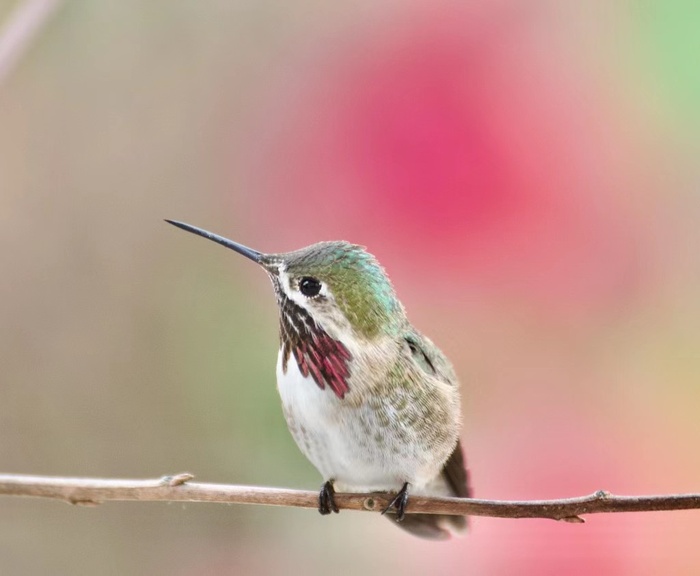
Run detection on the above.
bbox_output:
[276,351,408,492]
[277,353,442,493]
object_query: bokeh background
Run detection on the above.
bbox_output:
[2,1,700,574]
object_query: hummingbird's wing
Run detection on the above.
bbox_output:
[443,438,472,499]
[387,333,470,540]
[403,332,459,386]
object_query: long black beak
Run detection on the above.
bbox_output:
[165,219,264,264]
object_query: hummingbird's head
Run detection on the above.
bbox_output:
[269,241,406,339]
[165,220,406,340]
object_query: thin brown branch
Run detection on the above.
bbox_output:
[1,473,699,522]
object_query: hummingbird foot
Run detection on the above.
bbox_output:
[318,480,340,515]
[381,482,410,522]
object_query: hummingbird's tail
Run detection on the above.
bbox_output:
[388,439,471,540]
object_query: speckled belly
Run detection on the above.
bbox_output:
[275,351,448,492]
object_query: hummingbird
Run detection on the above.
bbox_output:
[166,219,471,540]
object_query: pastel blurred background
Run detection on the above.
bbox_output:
[1,0,699,574]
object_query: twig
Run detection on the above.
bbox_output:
[0,0,64,85]
[1,473,699,523]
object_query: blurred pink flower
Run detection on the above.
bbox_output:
[245,2,643,323]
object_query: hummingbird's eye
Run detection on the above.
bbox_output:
[299,276,322,297]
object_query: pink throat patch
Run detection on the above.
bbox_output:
[293,329,352,399]
[279,296,352,399]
